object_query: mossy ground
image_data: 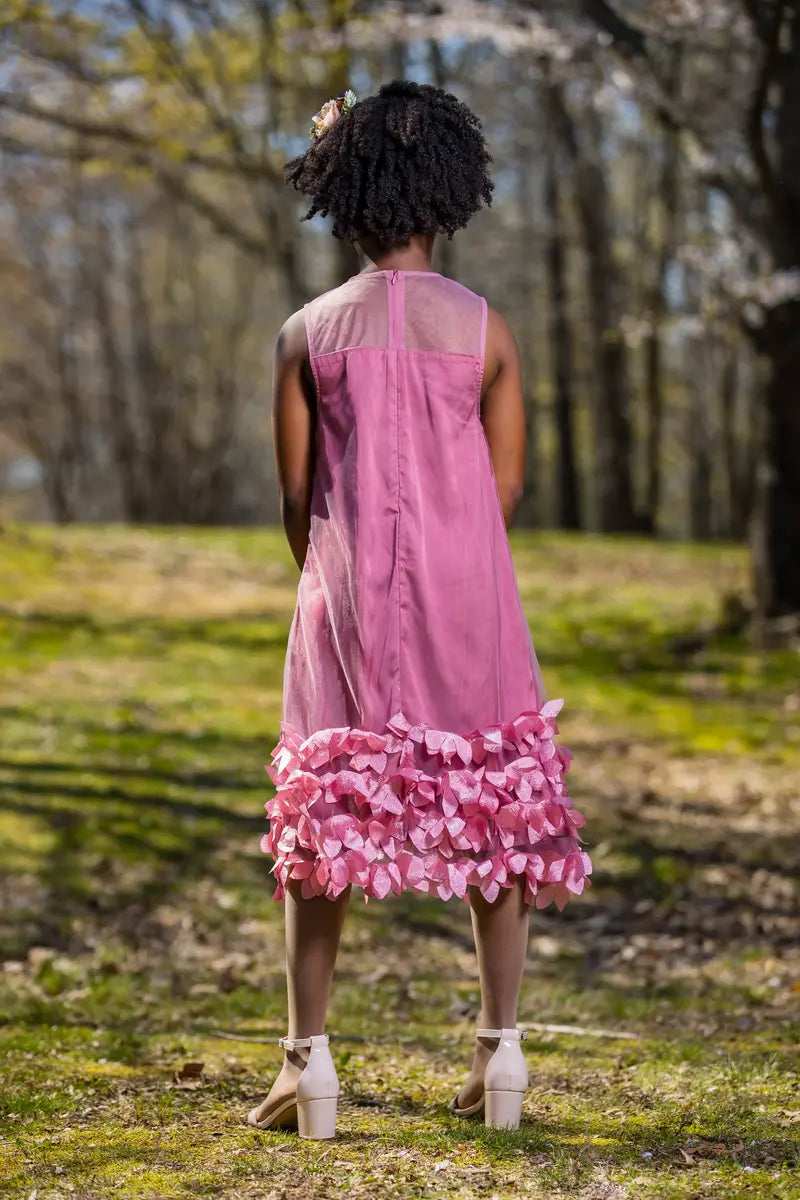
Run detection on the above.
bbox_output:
[0,523,797,1199]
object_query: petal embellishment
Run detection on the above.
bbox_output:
[330,859,350,888]
[482,879,501,903]
[263,705,591,908]
[370,863,392,900]
[506,851,528,876]
[387,710,411,734]
[423,728,445,756]
[448,863,468,898]
[369,784,404,816]
[480,728,505,754]
[452,734,473,764]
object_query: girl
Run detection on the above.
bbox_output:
[249,80,592,1139]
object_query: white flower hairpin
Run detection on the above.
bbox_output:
[310,89,357,141]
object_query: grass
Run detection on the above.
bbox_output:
[0,522,797,1199]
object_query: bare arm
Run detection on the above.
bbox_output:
[271,310,317,571]
[480,306,526,529]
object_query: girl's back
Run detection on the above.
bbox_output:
[283,267,547,738]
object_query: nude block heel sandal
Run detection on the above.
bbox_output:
[449,1027,529,1129]
[248,1034,339,1139]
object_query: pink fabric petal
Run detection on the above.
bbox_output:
[370,863,392,900]
[506,851,528,876]
[482,878,501,903]
[448,863,468,898]
[387,711,411,735]
[330,858,350,889]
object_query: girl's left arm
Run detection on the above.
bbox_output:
[271,310,317,571]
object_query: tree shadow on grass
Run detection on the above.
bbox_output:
[0,713,277,957]
[0,706,274,756]
[0,756,256,792]
[0,605,290,654]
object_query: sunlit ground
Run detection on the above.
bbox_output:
[0,524,797,1199]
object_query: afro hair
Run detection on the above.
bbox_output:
[283,80,494,249]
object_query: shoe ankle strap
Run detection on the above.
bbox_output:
[476,1027,528,1040]
[278,1034,329,1051]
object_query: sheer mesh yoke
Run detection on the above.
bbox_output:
[261,269,593,909]
[305,271,486,356]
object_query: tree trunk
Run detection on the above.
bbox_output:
[125,215,180,522]
[91,217,148,521]
[751,8,800,614]
[548,82,636,532]
[719,345,757,540]
[543,125,580,529]
[429,39,457,280]
[751,299,800,615]
[688,426,713,539]
[642,68,681,535]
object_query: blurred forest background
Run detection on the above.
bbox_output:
[2,8,799,1194]
[0,1,798,618]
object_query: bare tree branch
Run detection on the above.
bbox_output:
[580,0,649,58]
[0,93,271,178]
[746,0,789,223]
[124,0,277,190]
[152,160,268,257]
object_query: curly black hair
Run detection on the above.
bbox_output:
[283,80,494,249]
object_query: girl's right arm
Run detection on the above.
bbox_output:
[479,307,526,529]
[272,310,318,571]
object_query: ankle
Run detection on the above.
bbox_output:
[282,1048,310,1072]
[478,1020,519,1034]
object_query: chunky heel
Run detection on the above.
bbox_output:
[450,1027,529,1127]
[485,1088,524,1129]
[248,1033,339,1136]
[297,1095,338,1139]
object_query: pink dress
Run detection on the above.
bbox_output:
[262,269,593,908]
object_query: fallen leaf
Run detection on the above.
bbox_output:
[173,1061,204,1083]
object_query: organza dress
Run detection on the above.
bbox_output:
[262,269,593,909]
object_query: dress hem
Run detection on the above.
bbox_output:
[261,700,593,909]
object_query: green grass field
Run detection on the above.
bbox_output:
[0,523,797,1199]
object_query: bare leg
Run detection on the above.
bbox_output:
[251,881,351,1122]
[285,881,352,1037]
[456,875,530,1108]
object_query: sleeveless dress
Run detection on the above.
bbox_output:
[262,269,593,909]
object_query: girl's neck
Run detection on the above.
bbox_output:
[355,234,436,274]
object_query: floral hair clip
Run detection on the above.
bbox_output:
[310,89,357,141]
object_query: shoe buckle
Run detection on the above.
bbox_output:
[278,1034,327,1051]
